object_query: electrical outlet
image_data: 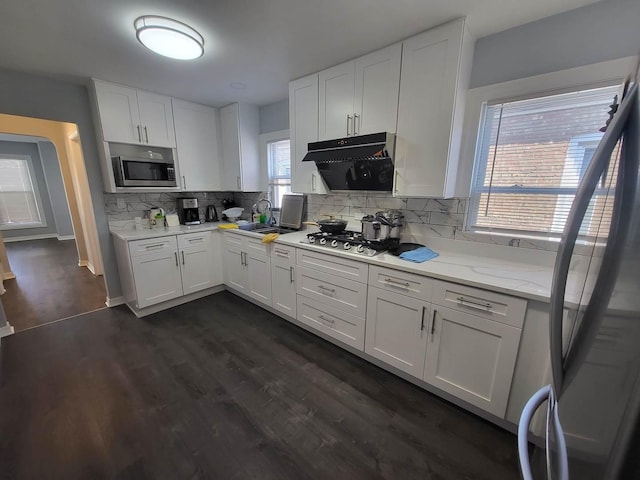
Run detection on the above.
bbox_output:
[116,198,126,209]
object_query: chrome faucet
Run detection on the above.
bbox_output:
[256,198,276,226]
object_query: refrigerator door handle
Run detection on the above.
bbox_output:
[549,83,636,393]
[518,384,552,480]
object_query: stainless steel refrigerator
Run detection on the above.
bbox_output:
[518,77,640,480]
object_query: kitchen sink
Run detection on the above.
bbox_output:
[237,223,293,235]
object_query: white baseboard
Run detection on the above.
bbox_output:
[105,296,125,307]
[126,285,225,317]
[57,235,75,241]
[2,272,15,280]
[78,260,89,267]
[3,233,58,243]
[87,262,97,275]
[0,324,15,338]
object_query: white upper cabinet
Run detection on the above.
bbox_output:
[354,44,402,136]
[219,103,264,192]
[289,74,328,194]
[172,99,221,191]
[318,44,401,140]
[92,79,176,148]
[394,18,474,198]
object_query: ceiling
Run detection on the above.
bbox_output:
[0,0,600,107]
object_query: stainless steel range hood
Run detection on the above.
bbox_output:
[302,132,395,191]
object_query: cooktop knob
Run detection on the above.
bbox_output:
[356,245,365,253]
[319,238,327,245]
[343,242,351,250]
[308,236,316,244]
[330,240,339,248]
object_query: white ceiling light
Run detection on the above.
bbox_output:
[134,16,204,60]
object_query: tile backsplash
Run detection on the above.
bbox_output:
[104,191,559,252]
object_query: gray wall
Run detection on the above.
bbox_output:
[0,140,58,239]
[38,141,74,237]
[0,68,118,299]
[470,0,640,88]
[259,99,289,134]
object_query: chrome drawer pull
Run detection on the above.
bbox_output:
[289,266,294,283]
[319,314,335,325]
[385,278,410,288]
[456,296,493,312]
[144,243,165,249]
[317,285,336,295]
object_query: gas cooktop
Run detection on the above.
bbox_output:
[301,230,399,256]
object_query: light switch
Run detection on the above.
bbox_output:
[116,198,126,209]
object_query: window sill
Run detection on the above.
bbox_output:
[0,222,46,231]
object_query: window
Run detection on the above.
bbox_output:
[0,155,45,229]
[262,130,291,208]
[467,84,621,239]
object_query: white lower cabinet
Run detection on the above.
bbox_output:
[297,295,365,350]
[271,245,296,318]
[120,231,222,311]
[222,233,271,306]
[423,306,522,417]
[365,286,431,378]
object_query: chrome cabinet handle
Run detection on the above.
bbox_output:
[431,309,437,336]
[353,113,359,135]
[420,306,426,331]
[394,170,399,194]
[346,114,352,136]
[144,243,165,250]
[289,266,294,283]
[319,314,335,325]
[136,125,142,143]
[311,173,316,191]
[317,285,335,295]
[385,278,410,289]
[181,251,185,265]
[240,252,245,266]
[456,296,493,312]
[236,176,241,190]
[174,252,178,266]
[144,126,149,143]
[182,175,186,190]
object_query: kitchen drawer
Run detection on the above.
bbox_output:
[297,295,365,350]
[245,236,269,256]
[223,231,243,248]
[178,231,211,248]
[128,236,177,258]
[271,244,296,261]
[432,280,526,329]
[368,265,433,301]
[296,248,368,282]
[296,266,367,318]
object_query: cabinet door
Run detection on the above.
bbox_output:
[93,81,141,144]
[395,18,466,197]
[179,233,215,295]
[246,251,271,306]
[423,306,521,417]
[219,103,242,191]
[137,91,176,148]
[131,246,183,308]
[222,237,247,292]
[297,295,365,350]
[210,231,223,287]
[354,44,402,135]
[236,103,263,191]
[365,287,430,378]
[271,258,296,318]
[289,74,327,194]
[172,99,221,191]
[318,61,355,140]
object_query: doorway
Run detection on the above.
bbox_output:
[0,115,107,332]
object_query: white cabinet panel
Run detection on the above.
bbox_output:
[368,265,433,301]
[93,81,140,144]
[289,74,327,194]
[220,103,262,191]
[172,99,221,191]
[271,258,296,318]
[296,248,368,282]
[137,91,176,147]
[318,62,355,140]
[296,266,367,318]
[222,232,270,305]
[354,44,402,135]
[246,250,271,306]
[394,18,473,197]
[365,286,430,377]
[130,238,183,308]
[222,239,247,293]
[423,306,521,417]
[179,232,215,295]
[297,295,365,350]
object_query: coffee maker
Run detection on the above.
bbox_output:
[177,198,200,225]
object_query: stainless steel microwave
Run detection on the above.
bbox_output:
[112,156,177,187]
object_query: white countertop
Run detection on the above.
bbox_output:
[110,221,587,304]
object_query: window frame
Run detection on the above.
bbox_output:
[457,56,635,241]
[0,153,47,230]
[259,129,290,209]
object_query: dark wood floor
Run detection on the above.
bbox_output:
[2,238,106,331]
[0,292,520,480]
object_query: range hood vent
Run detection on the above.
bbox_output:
[302,132,396,191]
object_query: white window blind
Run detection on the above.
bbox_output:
[267,139,291,208]
[468,84,621,239]
[0,156,44,228]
